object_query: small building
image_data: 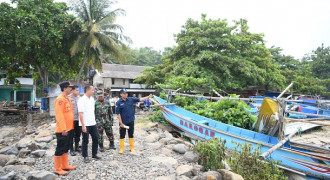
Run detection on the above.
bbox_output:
[0,72,36,105]
[92,64,155,98]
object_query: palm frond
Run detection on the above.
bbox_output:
[96,8,125,26]
[70,33,89,56]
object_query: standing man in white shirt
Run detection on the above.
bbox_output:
[77,84,101,162]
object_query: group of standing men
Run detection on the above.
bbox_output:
[53,81,153,175]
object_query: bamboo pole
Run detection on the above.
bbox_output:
[285,118,330,126]
[277,82,294,98]
[259,129,299,160]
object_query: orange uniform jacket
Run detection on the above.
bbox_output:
[55,93,74,133]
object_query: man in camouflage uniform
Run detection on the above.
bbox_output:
[95,90,115,152]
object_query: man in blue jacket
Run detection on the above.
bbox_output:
[116,89,153,154]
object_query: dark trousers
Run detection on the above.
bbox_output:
[119,121,134,139]
[55,131,72,156]
[111,106,115,115]
[81,125,99,157]
[69,121,81,150]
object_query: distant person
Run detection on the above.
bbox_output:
[54,81,76,175]
[116,89,153,154]
[95,90,116,152]
[68,85,81,156]
[144,98,151,111]
[110,96,115,114]
[132,94,137,114]
[78,84,101,162]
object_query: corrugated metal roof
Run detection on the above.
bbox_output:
[0,78,33,86]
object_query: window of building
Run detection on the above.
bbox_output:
[129,79,134,83]
[123,79,125,85]
[112,78,115,85]
[16,91,31,102]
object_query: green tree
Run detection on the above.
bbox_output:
[137,15,285,92]
[69,0,131,83]
[0,0,82,90]
[121,47,162,66]
[310,44,330,80]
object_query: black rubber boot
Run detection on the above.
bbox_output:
[99,143,104,152]
[110,141,116,150]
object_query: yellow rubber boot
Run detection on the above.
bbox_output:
[61,153,76,170]
[119,139,125,154]
[129,138,135,152]
[54,156,68,175]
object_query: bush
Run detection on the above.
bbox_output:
[193,138,226,171]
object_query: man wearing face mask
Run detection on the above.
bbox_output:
[95,90,115,152]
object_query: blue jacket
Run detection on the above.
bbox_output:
[115,97,140,124]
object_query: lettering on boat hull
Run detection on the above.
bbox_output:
[180,119,215,137]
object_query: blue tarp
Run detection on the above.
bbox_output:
[41,98,48,110]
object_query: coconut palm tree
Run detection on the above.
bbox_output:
[69,0,131,83]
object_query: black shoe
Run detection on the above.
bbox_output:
[75,144,81,152]
[83,157,89,163]
[110,141,116,150]
[99,143,104,152]
[92,155,101,160]
[70,150,76,156]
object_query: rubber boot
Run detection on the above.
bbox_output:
[129,138,135,152]
[119,139,124,154]
[54,156,68,175]
[99,143,104,152]
[109,141,116,150]
[61,153,76,170]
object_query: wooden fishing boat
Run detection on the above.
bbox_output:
[154,96,330,179]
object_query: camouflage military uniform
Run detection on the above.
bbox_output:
[95,99,114,144]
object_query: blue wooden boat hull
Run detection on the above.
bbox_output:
[155,96,330,179]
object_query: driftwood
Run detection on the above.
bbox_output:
[286,117,330,126]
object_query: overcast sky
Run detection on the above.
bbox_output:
[1,0,330,59]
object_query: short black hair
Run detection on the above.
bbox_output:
[72,85,79,90]
[84,84,93,93]
[59,81,71,92]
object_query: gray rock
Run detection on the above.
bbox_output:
[87,173,97,179]
[0,171,16,180]
[3,165,32,174]
[0,146,18,156]
[35,143,48,150]
[198,171,222,180]
[18,148,31,158]
[155,174,176,180]
[146,142,162,149]
[19,157,36,166]
[159,138,171,145]
[26,170,55,180]
[177,175,191,180]
[148,156,178,168]
[184,151,199,163]
[5,159,18,166]
[165,132,173,139]
[31,150,46,158]
[173,144,188,154]
[176,165,194,177]
[35,136,53,143]
[17,138,34,149]
[26,143,39,151]
[0,155,13,167]
[145,133,160,143]
[167,139,178,144]
[0,140,5,144]
[218,169,243,180]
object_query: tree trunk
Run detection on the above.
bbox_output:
[36,64,49,97]
[76,50,88,84]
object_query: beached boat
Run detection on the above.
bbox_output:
[154,96,330,179]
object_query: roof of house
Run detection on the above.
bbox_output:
[98,63,148,79]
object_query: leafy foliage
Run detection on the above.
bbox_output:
[193,139,286,180]
[121,47,162,66]
[137,15,286,92]
[69,0,130,83]
[0,0,83,90]
[193,138,226,171]
[228,142,286,180]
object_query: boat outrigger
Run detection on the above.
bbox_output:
[153,84,330,179]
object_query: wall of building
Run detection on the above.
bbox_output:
[0,88,11,101]
[111,78,129,88]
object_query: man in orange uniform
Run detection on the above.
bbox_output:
[54,81,76,175]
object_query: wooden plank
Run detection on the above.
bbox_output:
[286,118,330,126]
[289,141,330,154]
